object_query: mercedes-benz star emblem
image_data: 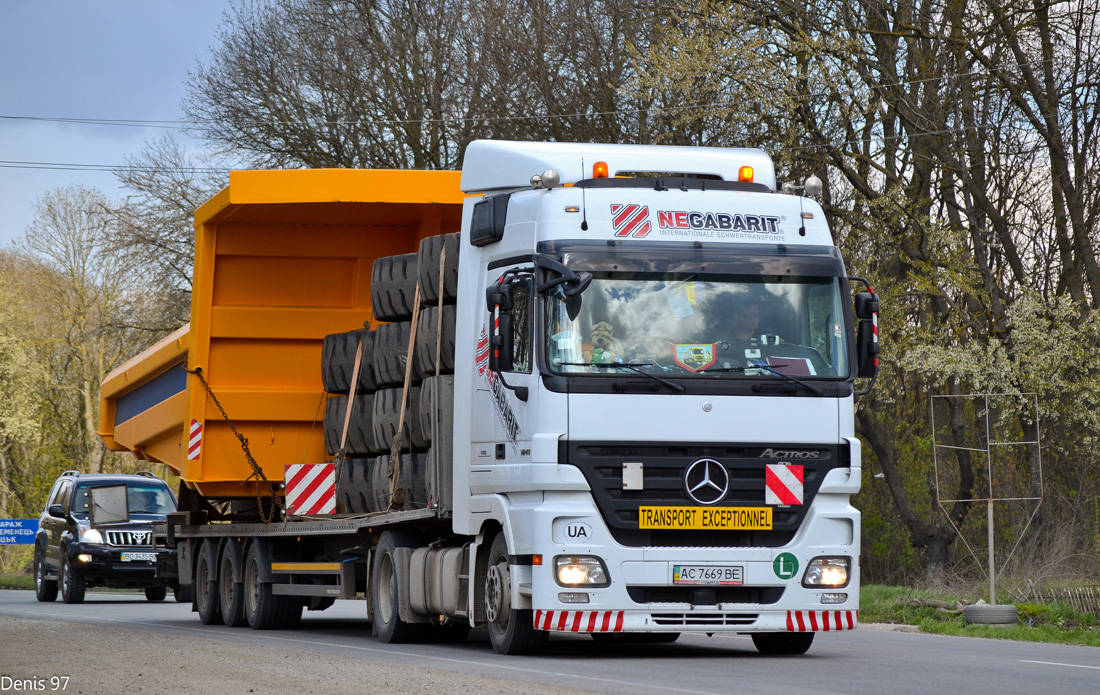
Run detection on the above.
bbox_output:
[684,458,730,505]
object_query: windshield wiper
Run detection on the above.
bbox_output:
[557,362,685,393]
[698,363,823,395]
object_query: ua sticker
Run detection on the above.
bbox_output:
[773,552,799,580]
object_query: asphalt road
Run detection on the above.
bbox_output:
[1,589,1097,695]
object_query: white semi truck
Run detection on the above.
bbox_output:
[99,140,878,656]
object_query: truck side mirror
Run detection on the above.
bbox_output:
[853,290,879,379]
[484,279,528,401]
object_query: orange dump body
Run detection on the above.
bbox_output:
[99,169,465,499]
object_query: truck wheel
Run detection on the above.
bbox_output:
[244,541,301,630]
[371,253,419,321]
[145,585,168,602]
[484,534,547,655]
[371,530,425,643]
[751,632,814,655]
[418,233,459,306]
[195,542,222,625]
[59,553,86,604]
[34,548,58,602]
[173,583,193,603]
[219,545,248,627]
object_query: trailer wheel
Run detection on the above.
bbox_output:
[244,541,302,630]
[484,534,547,655]
[371,530,425,643]
[195,542,222,625]
[751,632,814,655]
[219,545,248,627]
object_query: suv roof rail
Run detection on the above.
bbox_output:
[60,470,81,477]
[136,471,157,478]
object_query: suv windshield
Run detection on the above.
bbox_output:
[546,273,849,379]
[71,483,176,517]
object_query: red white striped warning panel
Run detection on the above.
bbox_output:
[535,610,625,633]
[765,464,804,505]
[187,419,202,460]
[284,463,336,515]
[786,610,857,632]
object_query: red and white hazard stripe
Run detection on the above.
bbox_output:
[284,463,336,515]
[187,419,202,460]
[786,610,857,632]
[765,464,804,505]
[534,610,625,633]
[610,204,652,238]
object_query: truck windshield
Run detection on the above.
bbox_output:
[545,273,850,379]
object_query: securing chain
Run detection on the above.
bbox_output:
[182,365,281,523]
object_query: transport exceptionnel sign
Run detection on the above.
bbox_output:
[0,519,37,545]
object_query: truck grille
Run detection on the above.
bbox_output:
[106,530,154,546]
[651,613,759,627]
[561,440,842,547]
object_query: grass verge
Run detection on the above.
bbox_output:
[862,584,1100,647]
[0,574,34,590]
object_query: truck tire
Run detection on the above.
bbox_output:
[751,632,814,655]
[370,456,390,512]
[321,329,377,394]
[418,233,459,306]
[418,375,454,447]
[34,548,57,602]
[173,583,193,603]
[219,544,248,627]
[337,457,373,514]
[195,541,222,625]
[371,530,427,643]
[59,552,86,605]
[373,321,418,387]
[244,540,302,630]
[485,534,547,655]
[414,304,456,378]
[372,253,418,321]
[324,393,378,456]
[372,387,421,452]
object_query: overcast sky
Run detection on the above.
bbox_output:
[0,2,236,247]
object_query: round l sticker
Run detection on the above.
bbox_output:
[773,553,799,580]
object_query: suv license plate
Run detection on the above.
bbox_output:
[673,565,743,586]
[121,552,156,562]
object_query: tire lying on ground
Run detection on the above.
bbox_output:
[324,394,378,456]
[372,253,419,321]
[321,329,377,394]
[963,604,1018,625]
[418,233,460,305]
[414,304,456,378]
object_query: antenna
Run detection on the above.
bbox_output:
[580,158,589,231]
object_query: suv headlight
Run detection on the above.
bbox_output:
[79,527,104,544]
[554,556,610,587]
[802,557,850,588]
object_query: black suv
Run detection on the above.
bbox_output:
[34,470,184,604]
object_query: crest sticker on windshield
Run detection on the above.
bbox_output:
[673,343,718,372]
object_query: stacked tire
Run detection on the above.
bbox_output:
[320,235,458,515]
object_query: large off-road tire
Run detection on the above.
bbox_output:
[371,387,422,452]
[373,321,418,387]
[321,329,377,394]
[59,552,86,604]
[195,542,222,625]
[414,304,456,378]
[751,632,814,655]
[324,393,378,456]
[145,585,168,602]
[418,233,459,306]
[34,548,58,602]
[336,457,374,514]
[244,540,302,630]
[372,254,419,321]
[485,534,547,655]
[371,530,427,643]
[219,544,248,627]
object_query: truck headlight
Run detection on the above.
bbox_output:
[79,527,104,544]
[554,556,610,587]
[802,557,850,588]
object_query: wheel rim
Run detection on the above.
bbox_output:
[246,556,260,615]
[485,560,510,629]
[60,558,68,595]
[378,552,395,621]
[35,556,43,592]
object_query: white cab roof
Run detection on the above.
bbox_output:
[460,140,776,193]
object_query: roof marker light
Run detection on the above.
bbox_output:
[593,161,610,179]
[738,166,754,183]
